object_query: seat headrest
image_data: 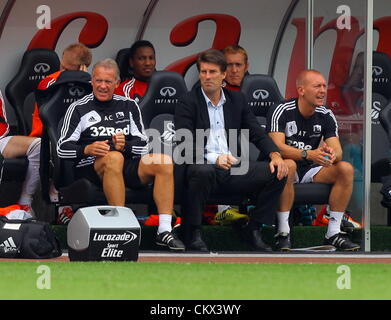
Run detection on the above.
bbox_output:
[241,74,284,117]
[115,48,132,82]
[138,71,188,127]
[35,70,92,108]
[372,51,391,99]
[6,49,60,98]
[5,49,60,133]
[38,71,92,133]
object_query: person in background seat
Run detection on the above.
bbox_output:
[222,44,250,91]
[115,40,156,103]
[30,43,92,138]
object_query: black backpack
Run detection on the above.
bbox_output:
[0,217,62,259]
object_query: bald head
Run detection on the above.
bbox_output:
[296,69,324,88]
[296,69,327,110]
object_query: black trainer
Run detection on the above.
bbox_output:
[275,232,292,251]
[324,232,360,251]
[156,231,185,251]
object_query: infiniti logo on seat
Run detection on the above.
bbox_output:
[252,89,269,100]
[69,86,85,97]
[160,87,176,97]
[372,66,383,76]
[33,63,51,73]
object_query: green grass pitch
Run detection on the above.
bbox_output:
[1,261,391,300]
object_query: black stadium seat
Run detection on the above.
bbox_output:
[371,53,391,183]
[5,49,60,135]
[38,70,94,203]
[240,74,285,157]
[138,70,189,156]
[1,49,59,205]
[0,155,28,206]
[241,74,285,118]
[345,51,391,183]
[368,93,391,182]
[115,48,132,82]
[138,70,189,203]
[372,51,391,101]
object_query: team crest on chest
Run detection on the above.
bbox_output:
[313,124,322,133]
[285,121,297,137]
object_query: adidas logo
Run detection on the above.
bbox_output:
[331,236,346,247]
[56,206,74,225]
[89,116,97,122]
[0,237,19,253]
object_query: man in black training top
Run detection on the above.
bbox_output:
[267,69,360,251]
[57,58,184,251]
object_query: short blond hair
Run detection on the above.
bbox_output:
[223,44,248,64]
[63,43,92,67]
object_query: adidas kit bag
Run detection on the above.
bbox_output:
[0,217,62,259]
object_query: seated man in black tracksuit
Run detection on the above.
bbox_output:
[267,69,360,251]
[174,49,288,251]
[57,58,184,251]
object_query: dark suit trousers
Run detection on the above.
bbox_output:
[183,161,286,228]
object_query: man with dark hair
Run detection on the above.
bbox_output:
[115,40,156,103]
[211,44,251,222]
[57,58,185,251]
[267,69,360,251]
[175,49,288,251]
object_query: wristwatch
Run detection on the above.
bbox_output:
[301,150,308,160]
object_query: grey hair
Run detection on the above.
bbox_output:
[92,58,120,81]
